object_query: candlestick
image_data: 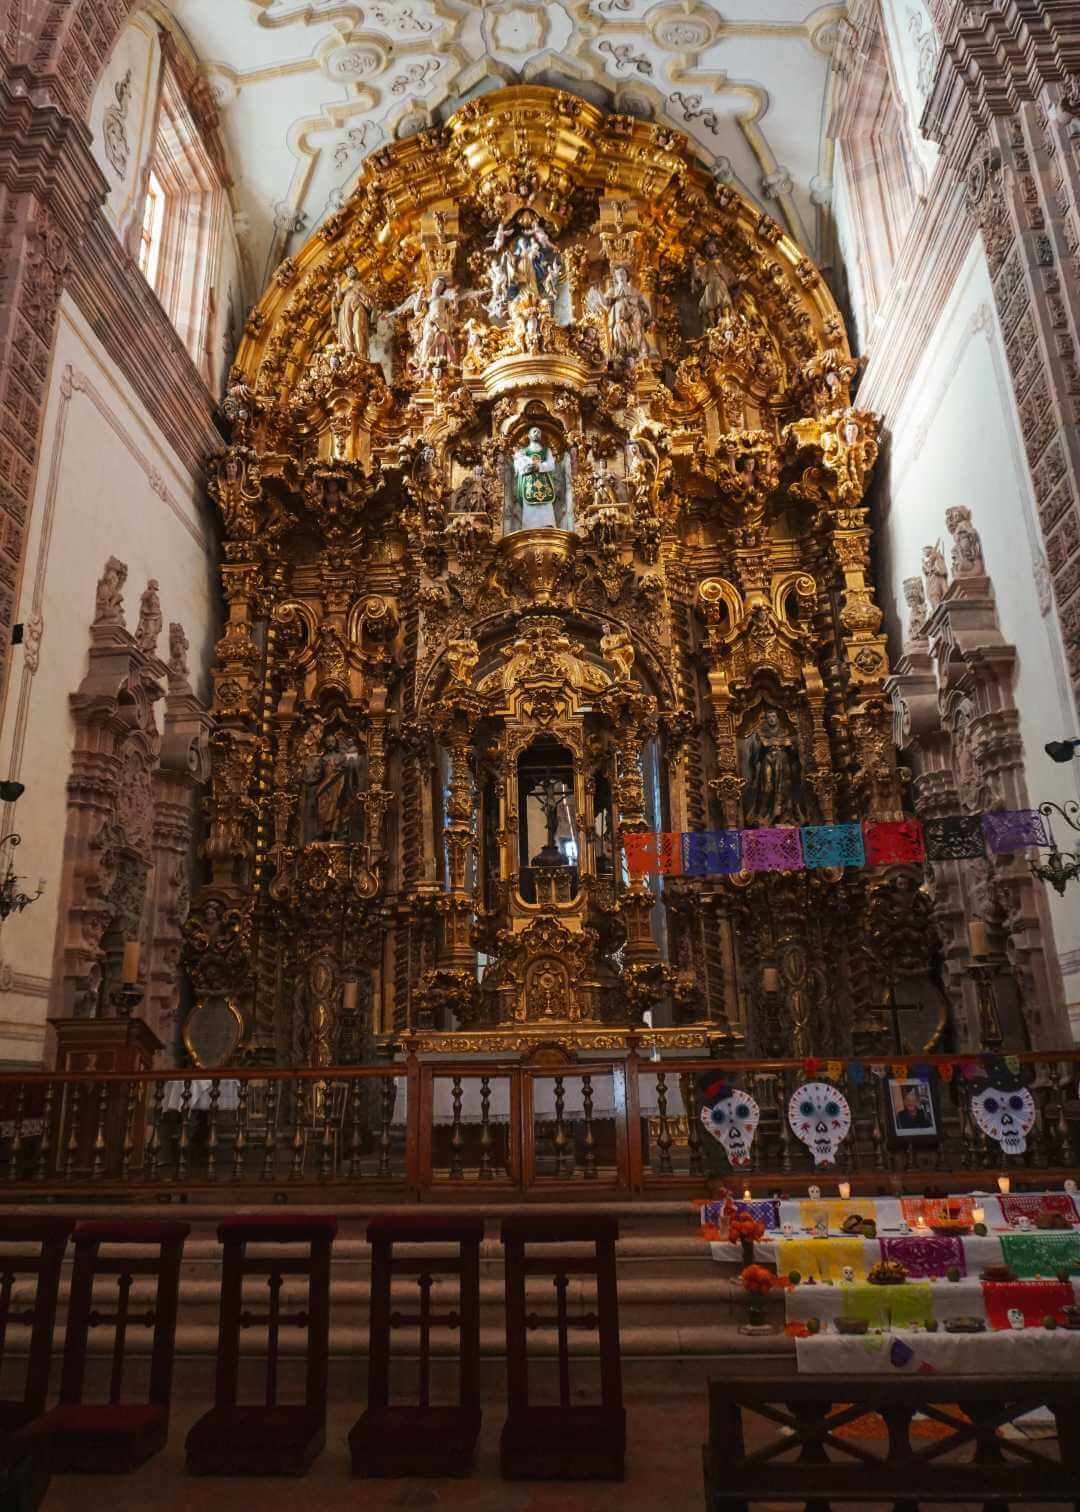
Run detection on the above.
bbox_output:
[968,919,989,958]
[121,940,140,984]
[837,1181,851,1200]
[761,966,780,994]
[998,1175,1011,1194]
[342,980,359,1011]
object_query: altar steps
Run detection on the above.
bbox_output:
[0,1200,791,1399]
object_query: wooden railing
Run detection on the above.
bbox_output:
[0,1045,1076,1199]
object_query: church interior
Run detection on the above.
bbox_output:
[2,0,1080,1505]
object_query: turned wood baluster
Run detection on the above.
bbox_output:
[478,1075,494,1181]
[145,1080,164,1181]
[841,1072,857,1173]
[318,1081,335,1180]
[207,1079,221,1182]
[63,1082,83,1181]
[774,1069,792,1174]
[261,1080,277,1181]
[552,1075,570,1179]
[582,1073,598,1181]
[35,1081,55,1182]
[1054,1060,1075,1166]
[685,1074,704,1179]
[177,1079,193,1182]
[655,1071,673,1177]
[120,1080,137,1183]
[1029,1076,1052,1172]
[378,1075,394,1177]
[233,1080,249,1181]
[348,1079,363,1181]
[957,1081,977,1169]
[747,1076,762,1174]
[7,1083,25,1182]
[91,1081,109,1180]
[449,1076,465,1180]
[290,1079,306,1179]
[866,1074,886,1171]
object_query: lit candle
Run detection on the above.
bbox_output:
[838,1181,851,1200]
[743,1188,752,1201]
[972,1206,985,1225]
[761,966,780,994]
[998,1174,1011,1194]
[121,940,140,984]
[968,919,989,958]
[342,980,359,1011]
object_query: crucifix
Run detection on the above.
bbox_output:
[527,775,573,868]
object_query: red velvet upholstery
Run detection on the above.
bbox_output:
[31,1221,188,1475]
[0,1217,76,1244]
[186,1219,335,1476]
[501,1405,626,1480]
[185,1406,325,1477]
[500,1213,618,1245]
[26,1404,168,1474]
[350,1405,482,1478]
[366,1215,485,1244]
[71,1221,191,1245]
[216,1214,339,1242]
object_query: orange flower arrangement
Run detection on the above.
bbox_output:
[740,1263,776,1296]
[729,1212,766,1244]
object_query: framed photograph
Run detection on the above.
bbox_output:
[886,1078,939,1146]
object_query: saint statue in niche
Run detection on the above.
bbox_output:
[302,731,366,843]
[587,265,655,367]
[332,265,371,357]
[742,708,812,827]
[511,426,562,530]
[690,238,734,329]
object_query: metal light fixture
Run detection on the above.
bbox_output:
[1028,800,1080,896]
[1044,738,1080,763]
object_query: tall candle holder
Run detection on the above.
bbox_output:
[967,955,1004,1050]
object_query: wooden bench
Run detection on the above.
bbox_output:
[702,1361,1080,1509]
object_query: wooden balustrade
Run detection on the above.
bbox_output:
[0,1046,1073,1199]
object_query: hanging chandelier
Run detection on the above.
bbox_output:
[1028,800,1080,896]
[0,835,44,923]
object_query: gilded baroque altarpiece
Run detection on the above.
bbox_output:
[186,87,908,1062]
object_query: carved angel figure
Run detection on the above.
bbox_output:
[921,542,948,609]
[586,265,654,367]
[945,505,985,578]
[902,576,928,643]
[332,264,371,357]
[135,579,162,655]
[95,556,128,626]
[600,624,635,682]
[389,276,470,373]
[446,634,480,686]
[690,238,734,328]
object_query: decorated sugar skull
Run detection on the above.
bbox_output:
[841,1265,855,1284]
[699,1082,760,1168]
[788,1082,852,1167]
[970,1085,1035,1156]
[1007,1307,1025,1331]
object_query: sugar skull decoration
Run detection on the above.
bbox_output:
[699,1081,760,1168]
[788,1081,852,1167]
[970,1084,1035,1156]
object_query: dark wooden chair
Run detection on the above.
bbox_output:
[25,1219,189,1473]
[349,1214,483,1477]
[499,1212,624,1480]
[185,1213,337,1476]
[0,1216,75,1510]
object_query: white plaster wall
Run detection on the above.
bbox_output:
[0,295,218,1063]
[876,240,1080,1025]
[880,0,940,190]
[89,13,163,253]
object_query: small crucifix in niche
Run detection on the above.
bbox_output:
[527,775,575,869]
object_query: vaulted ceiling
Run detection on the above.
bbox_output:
[167,0,845,287]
